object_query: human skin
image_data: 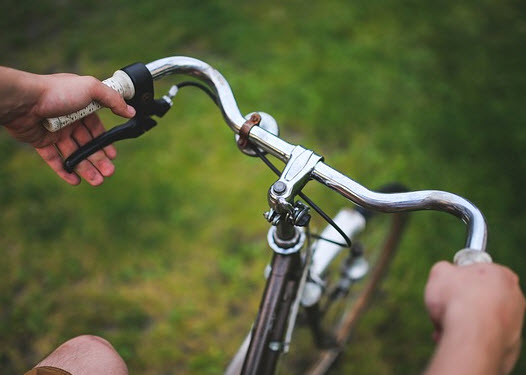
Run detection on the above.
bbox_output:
[35,335,128,375]
[424,262,525,375]
[0,66,135,186]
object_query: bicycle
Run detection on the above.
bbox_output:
[44,56,492,375]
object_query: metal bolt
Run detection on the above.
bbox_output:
[272,181,287,195]
[250,113,261,124]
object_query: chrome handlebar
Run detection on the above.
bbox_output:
[146,56,488,253]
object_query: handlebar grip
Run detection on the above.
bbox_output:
[42,70,136,132]
[454,248,493,266]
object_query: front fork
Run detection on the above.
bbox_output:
[240,220,304,375]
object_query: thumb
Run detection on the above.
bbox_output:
[88,78,136,118]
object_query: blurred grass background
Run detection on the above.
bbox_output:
[1,0,525,373]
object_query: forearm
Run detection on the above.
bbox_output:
[0,66,44,125]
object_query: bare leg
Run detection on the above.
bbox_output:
[35,335,128,375]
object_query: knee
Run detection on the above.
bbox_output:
[37,335,128,375]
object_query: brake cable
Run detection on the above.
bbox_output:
[175,81,353,250]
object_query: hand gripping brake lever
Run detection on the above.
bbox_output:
[62,63,174,173]
[64,116,158,173]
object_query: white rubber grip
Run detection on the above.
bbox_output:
[43,70,135,132]
[453,248,493,266]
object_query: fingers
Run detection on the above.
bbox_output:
[428,261,454,280]
[55,132,106,186]
[424,261,455,332]
[83,113,117,160]
[36,145,81,186]
[425,261,454,301]
[71,119,115,179]
[425,261,525,352]
[85,76,135,119]
[36,114,117,186]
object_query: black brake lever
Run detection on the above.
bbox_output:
[63,62,173,173]
[64,116,158,173]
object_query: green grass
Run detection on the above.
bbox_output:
[1,0,526,373]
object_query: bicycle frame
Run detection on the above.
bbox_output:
[45,55,492,375]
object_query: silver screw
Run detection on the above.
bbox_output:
[272,181,287,195]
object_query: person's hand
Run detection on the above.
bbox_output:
[424,261,525,375]
[1,67,135,185]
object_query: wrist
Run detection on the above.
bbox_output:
[425,313,505,375]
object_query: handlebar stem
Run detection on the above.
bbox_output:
[268,146,323,214]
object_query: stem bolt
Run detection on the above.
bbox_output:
[272,181,287,195]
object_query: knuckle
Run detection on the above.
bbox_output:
[425,295,442,314]
[71,127,84,140]
[509,270,520,285]
[429,261,451,279]
[498,266,520,286]
[84,75,99,87]
[88,150,105,163]
[424,278,441,303]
